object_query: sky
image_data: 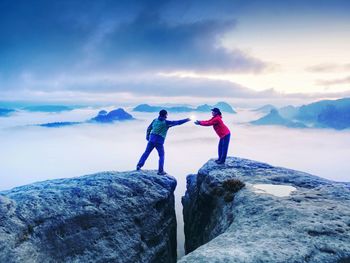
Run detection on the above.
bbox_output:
[0,0,349,105]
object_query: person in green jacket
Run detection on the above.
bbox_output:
[137,110,190,175]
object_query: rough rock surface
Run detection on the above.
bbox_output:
[180,157,350,263]
[0,170,177,263]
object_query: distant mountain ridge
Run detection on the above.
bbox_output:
[253,104,276,113]
[23,105,73,112]
[295,98,350,129]
[133,102,236,113]
[251,109,306,128]
[90,108,134,123]
[279,105,299,119]
[0,108,15,117]
[251,98,350,130]
[39,122,81,128]
[253,104,298,119]
[37,108,134,128]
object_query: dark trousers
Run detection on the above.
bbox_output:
[218,133,230,163]
[137,141,165,172]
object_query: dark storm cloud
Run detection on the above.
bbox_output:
[0,0,265,80]
[94,13,264,73]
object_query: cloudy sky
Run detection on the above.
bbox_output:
[0,0,349,104]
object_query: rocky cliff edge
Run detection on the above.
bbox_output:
[180,157,350,263]
[0,170,177,263]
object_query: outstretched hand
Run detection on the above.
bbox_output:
[194,120,200,125]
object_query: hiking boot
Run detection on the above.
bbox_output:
[215,160,221,164]
[215,161,225,165]
[157,171,167,175]
[136,165,141,171]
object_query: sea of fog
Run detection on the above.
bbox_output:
[1,107,349,257]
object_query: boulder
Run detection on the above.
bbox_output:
[0,171,177,263]
[180,157,350,263]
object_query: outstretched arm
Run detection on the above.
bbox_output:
[166,118,190,128]
[196,118,219,126]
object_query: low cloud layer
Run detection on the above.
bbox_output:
[1,109,349,192]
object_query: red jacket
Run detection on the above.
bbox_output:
[199,115,230,138]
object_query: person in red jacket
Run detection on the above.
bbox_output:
[195,108,231,164]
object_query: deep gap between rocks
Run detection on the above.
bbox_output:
[175,180,186,260]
